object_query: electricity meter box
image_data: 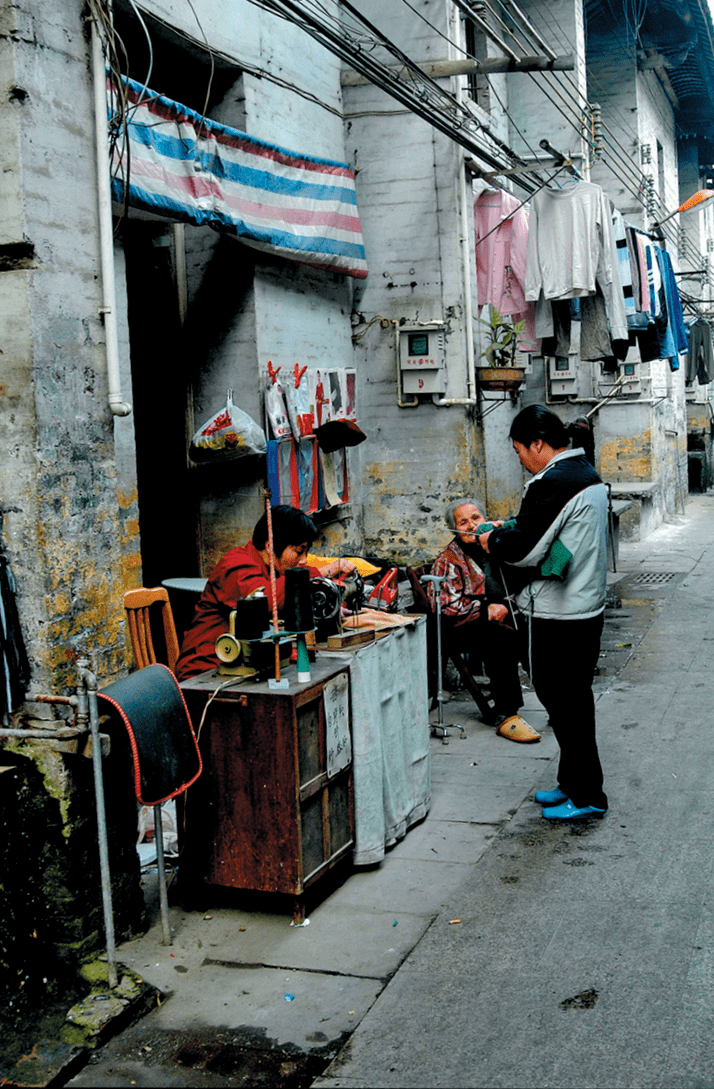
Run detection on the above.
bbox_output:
[399,324,446,394]
[548,355,577,396]
[619,361,641,394]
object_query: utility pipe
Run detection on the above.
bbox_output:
[91,19,132,418]
[0,728,87,740]
[433,3,477,408]
[77,655,118,988]
[341,54,574,84]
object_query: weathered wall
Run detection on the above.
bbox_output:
[1,0,140,696]
[0,730,146,1039]
[581,1,688,527]
[507,0,588,169]
[343,0,491,563]
[586,20,641,216]
[122,2,361,573]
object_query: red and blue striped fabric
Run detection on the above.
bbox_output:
[110,74,368,279]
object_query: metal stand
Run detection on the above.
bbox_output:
[153,804,172,945]
[419,574,466,744]
[76,656,119,986]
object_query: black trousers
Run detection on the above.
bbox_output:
[523,613,608,810]
[454,619,523,720]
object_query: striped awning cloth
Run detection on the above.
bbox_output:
[109,74,368,279]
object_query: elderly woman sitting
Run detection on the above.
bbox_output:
[427,498,540,743]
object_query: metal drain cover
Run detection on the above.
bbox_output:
[632,572,675,585]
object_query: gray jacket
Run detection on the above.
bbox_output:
[489,449,608,621]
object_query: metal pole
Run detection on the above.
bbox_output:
[78,656,118,988]
[606,482,617,574]
[419,575,465,741]
[153,805,172,945]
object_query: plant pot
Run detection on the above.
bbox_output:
[476,367,526,391]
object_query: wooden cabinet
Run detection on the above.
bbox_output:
[179,660,353,919]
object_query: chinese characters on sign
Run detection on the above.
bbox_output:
[324,672,351,778]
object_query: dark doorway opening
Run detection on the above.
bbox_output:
[123,221,199,587]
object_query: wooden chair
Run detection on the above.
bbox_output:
[121,587,185,938]
[123,587,180,675]
[405,564,498,725]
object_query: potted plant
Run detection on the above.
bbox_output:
[476,306,527,391]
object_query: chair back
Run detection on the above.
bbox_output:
[124,587,180,674]
[405,564,434,616]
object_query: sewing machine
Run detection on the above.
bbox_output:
[310,571,365,641]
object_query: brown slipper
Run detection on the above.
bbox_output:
[496,715,541,743]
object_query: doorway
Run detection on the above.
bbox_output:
[123,220,199,587]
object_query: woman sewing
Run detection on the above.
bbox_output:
[428,498,541,744]
[479,405,608,820]
[175,505,355,680]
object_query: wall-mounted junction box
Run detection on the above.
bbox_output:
[398,324,446,394]
[599,361,642,395]
[548,355,577,396]
[618,361,641,394]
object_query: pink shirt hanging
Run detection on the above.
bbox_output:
[474,189,536,350]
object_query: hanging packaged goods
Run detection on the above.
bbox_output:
[265,365,360,511]
[109,74,368,279]
[189,390,266,462]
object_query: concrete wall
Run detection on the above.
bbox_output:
[582,1,688,528]
[119,3,361,575]
[0,0,140,695]
[507,0,588,170]
[344,0,500,561]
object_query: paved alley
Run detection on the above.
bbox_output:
[68,496,714,1089]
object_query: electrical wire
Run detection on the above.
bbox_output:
[125,0,154,113]
[405,0,589,185]
[98,0,713,317]
[244,0,549,185]
[514,0,647,169]
[87,0,133,233]
[182,0,216,133]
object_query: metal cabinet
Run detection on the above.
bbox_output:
[179,660,354,920]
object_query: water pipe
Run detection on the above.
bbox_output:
[432,3,477,407]
[76,654,118,988]
[91,19,132,418]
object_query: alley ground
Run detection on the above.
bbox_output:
[65,494,714,1089]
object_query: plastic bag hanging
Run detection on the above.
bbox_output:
[190,389,266,462]
[284,363,314,440]
[265,361,292,440]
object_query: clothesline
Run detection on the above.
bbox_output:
[473,162,573,251]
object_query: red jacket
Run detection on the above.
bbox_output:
[175,540,320,680]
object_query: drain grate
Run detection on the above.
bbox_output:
[632,572,675,585]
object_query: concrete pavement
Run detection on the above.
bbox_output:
[68,495,714,1088]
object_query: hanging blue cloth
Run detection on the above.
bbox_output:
[657,248,689,358]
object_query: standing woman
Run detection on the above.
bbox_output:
[479,405,609,820]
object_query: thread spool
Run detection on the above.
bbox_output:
[234,596,270,640]
[283,567,315,633]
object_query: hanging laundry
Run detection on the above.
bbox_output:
[524,178,628,345]
[612,209,636,320]
[686,318,714,385]
[657,248,688,368]
[625,226,648,327]
[635,244,687,368]
[474,188,537,351]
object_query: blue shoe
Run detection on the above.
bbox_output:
[542,799,606,821]
[534,786,568,806]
